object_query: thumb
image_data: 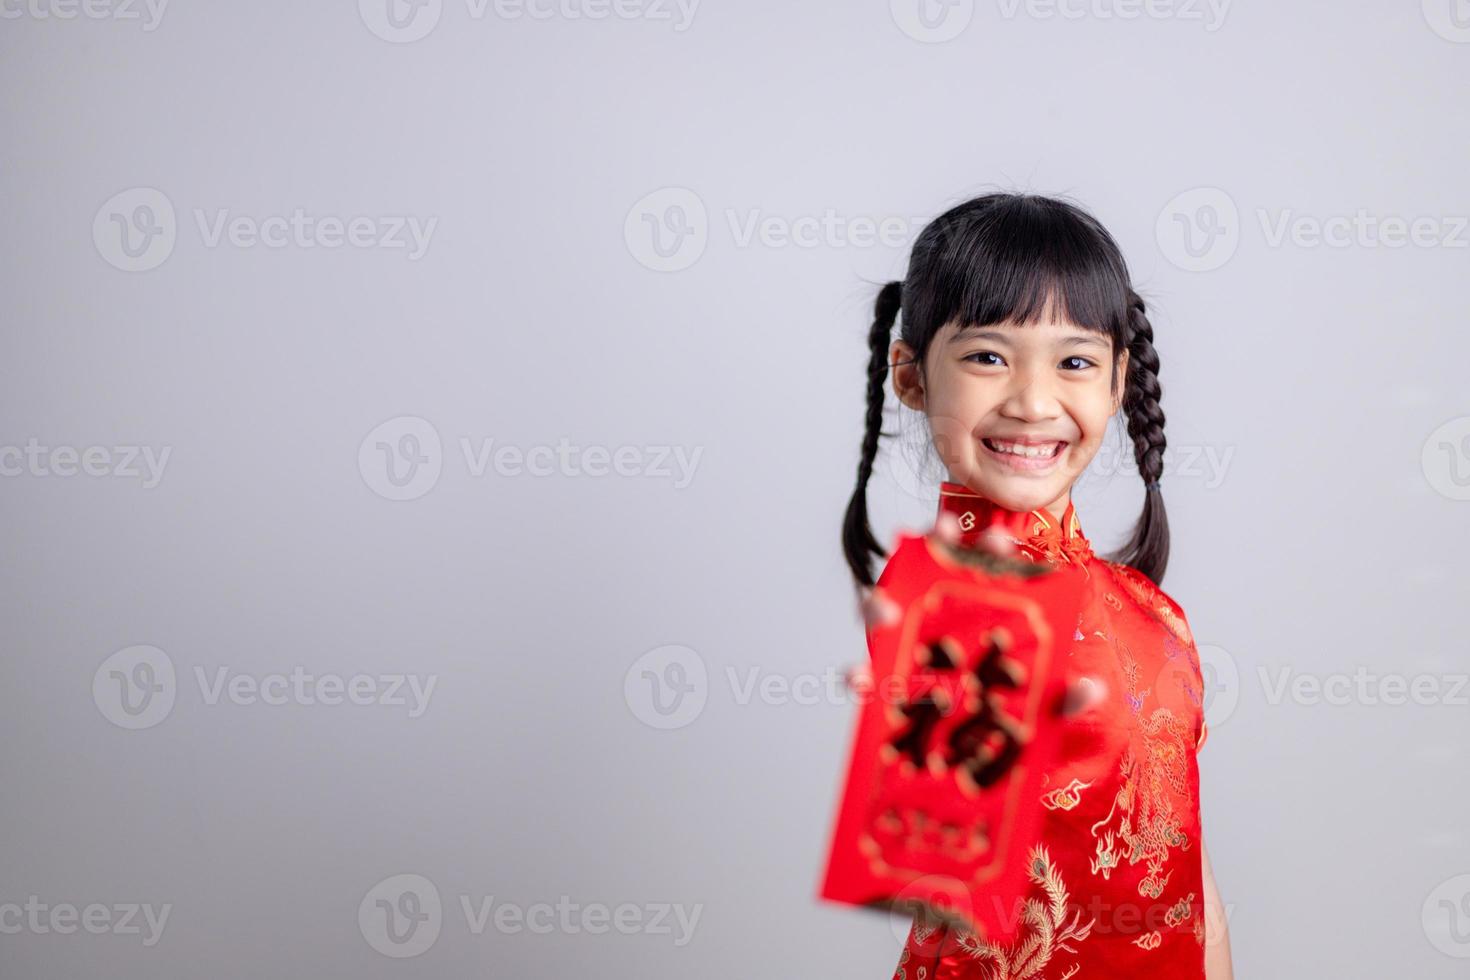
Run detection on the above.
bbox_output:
[1058,675,1107,718]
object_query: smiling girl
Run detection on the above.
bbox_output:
[842,193,1233,979]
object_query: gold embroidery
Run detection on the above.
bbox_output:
[1090,830,1119,878]
[954,845,1094,979]
[1040,778,1092,812]
[1133,931,1162,950]
[1164,893,1196,928]
[1089,647,1193,899]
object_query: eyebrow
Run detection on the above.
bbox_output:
[949,325,1110,350]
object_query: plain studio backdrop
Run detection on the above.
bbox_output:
[2,2,1467,977]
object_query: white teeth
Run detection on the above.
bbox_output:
[986,439,1061,459]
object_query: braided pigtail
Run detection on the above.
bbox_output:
[842,280,904,588]
[1112,289,1172,585]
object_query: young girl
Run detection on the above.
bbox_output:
[842,193,1233,979]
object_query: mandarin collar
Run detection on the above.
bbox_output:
[936,480,1094,567]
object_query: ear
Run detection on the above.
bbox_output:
[890,340,926,411]
[1111,347,1130,416]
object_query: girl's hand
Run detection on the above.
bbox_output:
[850,512,1106,719]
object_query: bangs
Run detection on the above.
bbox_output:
[917,195,1131,339]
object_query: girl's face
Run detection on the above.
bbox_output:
[891,306,1127,520]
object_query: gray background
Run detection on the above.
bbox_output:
[3,1,1469,977]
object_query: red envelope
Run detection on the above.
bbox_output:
[819,531,1087,940]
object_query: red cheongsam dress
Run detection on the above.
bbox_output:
[891,482,1209,980]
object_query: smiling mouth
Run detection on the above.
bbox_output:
[981,438,1066,460]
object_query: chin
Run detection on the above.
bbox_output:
[955,466,1067,511]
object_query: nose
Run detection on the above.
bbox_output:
[999,365,1063,423]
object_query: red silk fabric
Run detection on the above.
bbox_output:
[892,483,1208,980]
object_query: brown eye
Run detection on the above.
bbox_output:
[1061,356,1096,370]
[964,351,1005,367]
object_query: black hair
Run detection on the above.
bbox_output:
[842,192,1171,589]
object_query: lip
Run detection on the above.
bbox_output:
[980,436,1068,473]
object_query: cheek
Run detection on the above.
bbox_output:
[919,370,991,457]
[1065,394,1117,460]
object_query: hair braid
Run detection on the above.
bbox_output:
[1112,289,1172,584]
[842,280,903,588]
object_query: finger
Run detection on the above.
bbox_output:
[974,524,1018,557]
[1059,675,1108,717]
[861,587,901,630]
[933,511,962,545]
